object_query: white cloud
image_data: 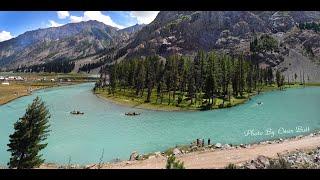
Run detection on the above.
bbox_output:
[70,15,83,23]
[57,11,70,19]
[130,11,159,24]
[68,11,124,29]
[48,20,64,27]
[0,31,14,42]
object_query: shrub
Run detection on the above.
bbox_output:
[267,158,292,169]
[225,163,237,169]
[166,155,185,169]
[218,103,224,108]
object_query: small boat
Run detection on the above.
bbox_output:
[257,102,263,105]
[70,110,84,115]
[125,112,141,116]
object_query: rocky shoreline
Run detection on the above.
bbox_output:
[237,147,320,169]
[34,130,320,169]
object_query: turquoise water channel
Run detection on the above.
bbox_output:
[0,83,319,165]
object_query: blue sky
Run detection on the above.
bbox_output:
[0,11,159,42]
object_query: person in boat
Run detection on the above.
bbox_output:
[71,110,84,114]
[125,112,140,116]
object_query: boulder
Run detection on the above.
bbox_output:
[256,155,270,168]
[245,164,257,169]
[215,143,222,148]
[222,144,231,149]
[129,151,139,161]
[154,151,161,157]
[173,148,182,156]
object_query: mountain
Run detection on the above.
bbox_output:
[1,11,320,81]
[119,23,146,35]
[119,11,320,82]
[123,11,320,56]
[0,20,143,70]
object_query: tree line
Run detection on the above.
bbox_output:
[299,22,320,32]
[98,51,281,108]
[16,58,75,73]
[78,55,114,73]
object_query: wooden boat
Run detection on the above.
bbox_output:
[70,110,84,115]
[125,112,141,116]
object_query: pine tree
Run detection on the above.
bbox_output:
[187,58,196,105]
[164,57,173,104]
[166,155,185,169]
[7,97,50,169]
[109,63,117,95]
[156,61,165,104]
[205,52,217,105]
[135,60,145,97]
[276,69,281,88]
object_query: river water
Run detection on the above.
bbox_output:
[0,83,319,165]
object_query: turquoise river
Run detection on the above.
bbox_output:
[0,83,319,166]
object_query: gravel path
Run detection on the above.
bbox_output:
[101,135,320,169]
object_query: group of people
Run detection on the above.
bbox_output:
[195,138,211,147]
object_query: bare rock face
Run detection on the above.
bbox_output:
[1,11,320,80]
[0,21,145,69]
[124,11,319,61]
[231,21,251,37]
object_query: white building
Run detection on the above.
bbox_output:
[16,76,23,81]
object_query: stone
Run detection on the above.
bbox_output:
[215,143,222,148]
[191,146,198,151]
[148,155,156,159]
[246,164,257,169]
[240,144,246,148]
[173,148,182,156]
[129,151,139,161]
[222,144,231,149]
[256,155,270,167]
[155,151,161,157]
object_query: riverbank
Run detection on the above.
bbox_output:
[99,131,320,169]
[0,73,97,105]
[94,83,308,111]
[37,130,320,169]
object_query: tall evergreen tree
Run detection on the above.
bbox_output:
[7,97,50,169]
[135,60,145,97]
[109,63,117,95]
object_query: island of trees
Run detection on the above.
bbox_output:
[95,50,286,110]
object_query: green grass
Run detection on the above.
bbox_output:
[94,84,294,111]
[0,73,94,105]
[95,81,319,111]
